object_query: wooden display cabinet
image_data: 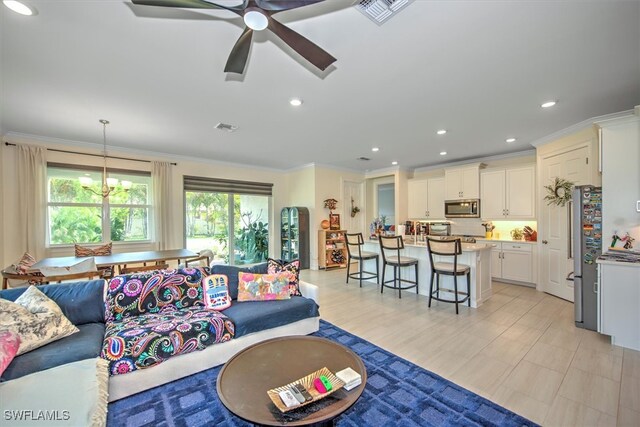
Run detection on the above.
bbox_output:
[318,229,347,269]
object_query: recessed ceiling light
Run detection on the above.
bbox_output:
[391,161,398,165]
[289,98,303,107]
[371,147,380,152]
[437,129,447,135]
[3,0,33,15]
[541,100,557,108]
[440,151,447,156]
[506,138,516,143]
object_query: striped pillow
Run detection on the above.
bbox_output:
[12,252,37,275]
[75,242,112,257]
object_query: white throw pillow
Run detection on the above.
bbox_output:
[0,286,79,355]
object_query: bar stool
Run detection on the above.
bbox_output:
[379,235,419,299]
[345,233,379,287]
[426,237,470,314]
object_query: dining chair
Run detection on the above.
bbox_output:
[426,237,470,314]
[378,235,419,299]
[345,233,379,287]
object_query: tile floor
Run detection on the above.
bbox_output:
[300,268,640,426]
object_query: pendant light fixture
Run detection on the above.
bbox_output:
[79,119,132,198]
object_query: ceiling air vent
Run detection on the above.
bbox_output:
[355,0,412,25]
[358,157,371,161]
[214,123,238,132]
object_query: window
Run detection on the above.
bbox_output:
[184,177,272,265]
[47,165,151,245]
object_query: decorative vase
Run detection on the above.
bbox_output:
[321,220,330,230]
[485,231,493,239]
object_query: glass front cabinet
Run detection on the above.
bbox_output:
[280,207,309,269]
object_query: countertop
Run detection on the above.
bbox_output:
[596,250,640,267]
[475,238,537,245]
[367,240,491,253]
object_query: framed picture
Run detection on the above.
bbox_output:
[329,213,341,230]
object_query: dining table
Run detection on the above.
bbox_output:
[30,249,198,274]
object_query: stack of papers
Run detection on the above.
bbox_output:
[336,367,362,391]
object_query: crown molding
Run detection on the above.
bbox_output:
[530,109,635,148]
[413,149,535,173]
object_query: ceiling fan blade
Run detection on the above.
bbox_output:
[131,0,243,14]
[267,17,336,71]
[255,0,325,12]
[224,27,254,74]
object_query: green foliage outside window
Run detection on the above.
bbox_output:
[48,168,150,245]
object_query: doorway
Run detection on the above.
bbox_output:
[540,146,590,301]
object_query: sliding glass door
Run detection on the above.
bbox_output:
[184,190,270,265]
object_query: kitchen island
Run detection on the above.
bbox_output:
[363,240,492,307]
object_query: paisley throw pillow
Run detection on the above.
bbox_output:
[237,272,292,302]
[267,258,302,296]
[0,286,79,355]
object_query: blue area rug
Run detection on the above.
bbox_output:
[108,320,537,426]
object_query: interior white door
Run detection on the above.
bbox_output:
[342,180,365,235]
[540,147,590,301]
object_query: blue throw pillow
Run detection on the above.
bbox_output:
[210,263,268,300]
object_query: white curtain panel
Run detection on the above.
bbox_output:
[151,161,173,250]
[17,145,47,260]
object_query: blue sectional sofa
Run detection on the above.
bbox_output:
[1,264,321,403]
[0,280,106,382]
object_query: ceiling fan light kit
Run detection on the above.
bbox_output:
[131,0,336,75]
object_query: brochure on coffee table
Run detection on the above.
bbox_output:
[267,367,345,413]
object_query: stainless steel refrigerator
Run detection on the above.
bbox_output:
[569,185,602,331]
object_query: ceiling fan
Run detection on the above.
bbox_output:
[131,0,337,74]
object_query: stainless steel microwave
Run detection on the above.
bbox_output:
[444,199,480,218]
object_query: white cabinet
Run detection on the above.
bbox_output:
[427,177,445,219]
[407,177,445,219]
[481,165,535,219]
[480,240,536,285]
[444,164,481,200]
[598,263,640,351]
[407,179,428,219]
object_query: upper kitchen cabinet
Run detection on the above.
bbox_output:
[444,164,483,200]
[407,177,445,219]
[407,179,428,218]
[481,165,535,219]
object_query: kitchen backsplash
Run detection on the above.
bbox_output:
[449,218,537,239]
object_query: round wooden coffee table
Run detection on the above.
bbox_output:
[217,335,367,426]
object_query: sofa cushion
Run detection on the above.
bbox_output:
[1,322,105,381]
[0,358,109,427]
[102,306,234,376]
[223,296,319,338]
[210,262,268,300]
[0,286,79,355]
[0,280,106,325]
[105,268,208,321]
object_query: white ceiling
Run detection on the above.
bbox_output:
[1,0,639,172]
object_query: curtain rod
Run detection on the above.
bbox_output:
[4,142,177,166]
